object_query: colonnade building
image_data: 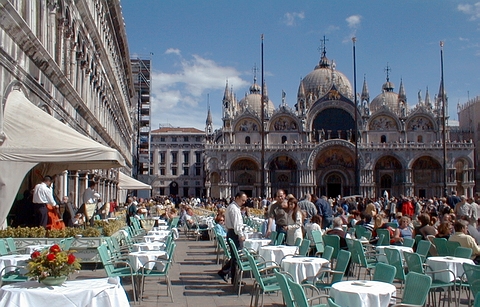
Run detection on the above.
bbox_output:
[204,49,475,199]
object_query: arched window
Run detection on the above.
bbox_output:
[281,136,287,144]
[381,135,387,143]
[417,135,423,143]
[245,136,251,144]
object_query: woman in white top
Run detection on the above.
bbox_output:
[305,214,323,246]
[284,197,304,245]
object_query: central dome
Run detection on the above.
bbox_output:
[300,55,353,101]
[238,80,275,116]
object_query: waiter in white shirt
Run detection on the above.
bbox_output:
[32,176,56,228]
[223,191,247,284]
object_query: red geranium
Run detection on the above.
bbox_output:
[49,244,61,253]
[31,251,41,259]
[67,254,76,265]
[46,253,56,261]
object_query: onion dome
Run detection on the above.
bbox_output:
[238,77,275,116]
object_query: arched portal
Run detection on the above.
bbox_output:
[269,156,297,196]
[326,172,342,198]
[374,156,402,197]
[313,108,355,141]
[169,181,178,196]
[231,158,259,197]
[315,146,355,196]
[412,156,442,198]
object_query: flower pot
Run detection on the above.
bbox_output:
[40,275,67,286]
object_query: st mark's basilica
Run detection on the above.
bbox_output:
[203,47,475,200]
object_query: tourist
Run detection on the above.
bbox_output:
[266,189,287,239]
[413,213,437,239]
[284,196,303,246]
[449,220,480,262]
[32,175,55,228]
[392,216,413,245]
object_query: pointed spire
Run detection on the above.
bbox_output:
[398,78,406,102]
[316,35,330,69]
[361,75,369,102]
[206,102,212,125]
[223,80,229,101]
[298,79,306,98]
[382,63,394,92]
[425,87,431,107]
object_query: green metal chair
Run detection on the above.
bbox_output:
[445,240,461,256]
[140,242,176,302]
[298,239,311,256]
[353,239,377,280]
[463,262,480,306]
[0,240,9,256]
[246,253,282,307]
[288,278,329,307]
[97,244,137,302]
[402,237,415,248]
[321,245,334,262]
[294,237,303,246]
[383,247,406,291]
[372,262,396,284]
[322,235,340,260]
[311,230,324,255]
[454,246,472,259]
[275,271,296,307]
[354,226,372,240]
[475,292,480,307]
[269,231,278,245]
[433,237,449,256]
[4,238,18,255]
[228,238,252,296]
[327,298,342,307]
[275,232,285,246]
[0,265,28,287]
[391,271,432,307]
[404,251,457,306]
[302,250,351,293]
[415,239,431,262]
[375,228,391,246]
[59,237,75,251]
[217,235,231,267]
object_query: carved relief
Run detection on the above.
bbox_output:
[273,116,298,131]
[375,156,402,170]
[236,120,258,132]
[407,116,433,131]
[370,116,397,130]
[316,148,354,169]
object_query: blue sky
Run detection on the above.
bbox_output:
[121,1,480,130]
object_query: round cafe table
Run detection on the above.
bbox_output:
[244,238,271,252]
[258,245,298,264]
[376,245,413,263]
[330,280,396,307]
[281,256,330,283]
[426,256,475,282]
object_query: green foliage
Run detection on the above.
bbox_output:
[0,226,104,238]
[26,244,81,280]
[92,219,126,237]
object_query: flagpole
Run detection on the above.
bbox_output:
[352,37,360,195]
[261,34,266,198]
[440,41,447,197]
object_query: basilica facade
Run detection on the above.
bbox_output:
[204,49,475,200]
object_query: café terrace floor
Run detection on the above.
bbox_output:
[73,234,474,307]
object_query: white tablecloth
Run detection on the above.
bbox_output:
[0,277,130,307]
[24,245,51,254]
[143,230,171,243]
[132,242,166,252]
[0,254,30,273]
[281,256,330,283]
[128,250,167,271]
[258,245,298,264]
[153,225,169,230]
[244,239,271,252]
[330,280,396,307]
[376,245,413,263]
[244,232,263,240]
[426,256,475,282]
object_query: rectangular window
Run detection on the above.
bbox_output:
[159,187,165,195]
[160,168,165,175]
[171,152,177,163]
[183,151,189,164]
[195,167,201,176]
[160,152,165,164]
[160,137,165,142]
[172,137,177,142]
[172,168,177,176]
[195,152,201,163]
[183,187,189,197]
[196,136,201,142]
[184,136,189,142]
[183,167,189,176]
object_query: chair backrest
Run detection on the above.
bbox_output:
[402,237,415,248]
[345,238,360,266]
[0,240,9,256]
[332,250,351,283]
[97,244,114,275]
[275,232,285,246]
[294,237,303,246]
[402,271,432,305]
[269,231,278,245]
[298,239,311,256]
[321,245,334,261]
[5,238,17,254]
[275,271,295,307]
[376,234,385,247]
[353,239,371,268]
[287,278,312,307]
[414,234,423,247]
[168,216,180,229]
[373,262,396,284]
[463,262,480,299]
[59,237,74,251]
[323,235,340,259]
[403,251,424,274]
[354,225,372,240]
[246,253,268,290]
[433,237,449,256]
[445,241,460,256]
[454,246,473,259]
[475,292,480,307]
[383,247,406,282]
[228,238,248,271]
[217,235,231,260]
[311,230,324,254]
[376,228,391,246]
[415,240,431,261]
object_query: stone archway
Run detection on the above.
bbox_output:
[412,156,442,198]
[374,155,403,197]
[315,145,355,196]
[269,155,297,196]
[231,158,259,197]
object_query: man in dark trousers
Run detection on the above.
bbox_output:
[219,191,247,284]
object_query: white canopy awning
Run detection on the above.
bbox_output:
[0,90,125,226]
[118,172,152,190]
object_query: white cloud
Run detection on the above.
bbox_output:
[165,48,181,55]
[325,25,340,34]
[459,37,470,41]
[346,15,362,28]
[149,54,249,129]
[458,2,480,20]
[283,11,305,26]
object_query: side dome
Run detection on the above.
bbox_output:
[370,80,402,114]
[238,81,275,116]
[299,55,353,101]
